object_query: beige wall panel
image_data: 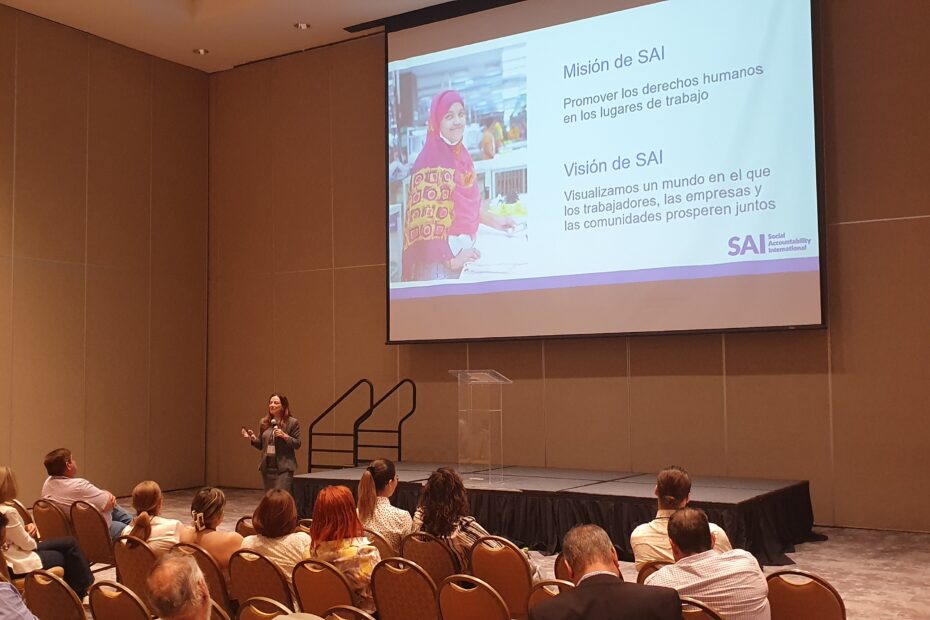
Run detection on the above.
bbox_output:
[830,219,930,531]
[269,49,334,273]
[0,256,10,464]
[87,39,151,269]
[83,266,149,497]
[0,7,13,256]
[150,273,207,490]
[331,36,386,268]
[398,343,467,463]
[150,60,208,490]
[724,330,833,524]
[10,259,84,504]
[333,266,397,445]
[207,272,275,488]
[13,14,87,263]
[273,269,335,473]
[821,1,930,223]
[629,335,725,475]
[545,338,630,471]
[468,340,546,466]
[209,65,274,277]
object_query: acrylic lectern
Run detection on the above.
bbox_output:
[449,369,512,484]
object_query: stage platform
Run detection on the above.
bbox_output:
[293,462,817,566]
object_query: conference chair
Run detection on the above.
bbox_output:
[23,569,85,620]
[371,558,439,620]
[174,542,235,614]
[527,579,574,612]
[71,500,116,570]
[229,549,295,612]
[113,535,158,610]
[400,531,459,587]
[292,558,354,616]
[553,551,571,581]
[4,499,34,531]
[237,596,293,620]
[364,527,396,560]
[0,547,64,593]
[680,596,725,619]
[323,605,377,620]
[439,574,510,620]
[235,516,257,537]
[469,535,534,620]
[88,580,150,620]
[297,518,313,534]
[32,499,72,540]
[637,560,673,584]
[211,599,233,620]
[766,569,846,620]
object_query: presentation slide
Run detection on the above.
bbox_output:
[387,0,822,342]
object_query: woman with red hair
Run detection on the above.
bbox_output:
[307,486,380,613]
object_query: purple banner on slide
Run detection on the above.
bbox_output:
[390,256,819,300]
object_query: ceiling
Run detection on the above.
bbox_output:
[0,0,447,73]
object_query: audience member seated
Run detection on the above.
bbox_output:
[0,512,40,620]
[412,467,492,568]
[40,448,133,541]
[530,524,681,620]
[356,459,412,551]
[0,466,94,599]
[147,549,211,620]
[240,489,310,582]
[646,507,770,620]
[307,485,380,614]
[631,465,732,570]
[186,487,243,571]
[122,480,191,554]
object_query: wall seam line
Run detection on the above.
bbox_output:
[7,13,18,466]
[722,333,728,475]
[826,319,836,525]
[626,338,632,472]
[146,56,153,483]
[832,214,929,226]
[81,34,89,470]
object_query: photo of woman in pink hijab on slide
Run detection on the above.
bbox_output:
[402,90,517,282]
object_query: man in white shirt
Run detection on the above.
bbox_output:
[40,448,133,540]
[645,507,770,620]
[631,465,732,570]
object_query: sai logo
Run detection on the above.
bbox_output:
[728,234,766,256]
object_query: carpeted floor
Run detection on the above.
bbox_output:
[100,488,930,619]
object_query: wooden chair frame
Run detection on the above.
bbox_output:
[439,573,510,620]
[31,499,72,540]
[292,558,354,616]
[23,569,85,620]
[468,535,534,618]
[680,595,725,619]
[174,541,234,613]
[766,569,846,620]
[236,595,293,619]
[88,580,151,620]
[527,579,574,612]
[400,530,460,586]
[323,604,377,620]
[70,499,116,570]
[637,560,672,584]
[370,557,438,620]
[229,549,295,611]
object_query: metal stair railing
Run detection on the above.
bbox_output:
[307,379,373,472]
[354,378,417,464]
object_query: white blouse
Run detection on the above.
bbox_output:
[0,505,42,575]
[361,497,412,553]
[241,532,311,583]
[121,515,185,555]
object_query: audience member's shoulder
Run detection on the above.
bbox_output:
[721,547,761,565]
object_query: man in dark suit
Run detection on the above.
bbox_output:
[531,524,681,620]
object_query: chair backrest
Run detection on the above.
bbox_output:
[364,528,396,560]
[468,535,533,618]
[553,552,571,582]
[32,499,72,540]
[175,542,233,612]
[298,518,313,534]
[680,596,725,619]
[439,574,509,620]
[23,569,85,620]
[211,599,233,620]
[527,579,574,612]
[324,604,377,620]
[236,516,257,537]
[637,560,672,584]
[229,549,294,611]
[237,596,293,620]
[4,499,33,527]
[292,558,354,616]
[371,558,439,620]
[71,500,115,566]
[113,535,158,610]
[400,531,459,587]
[767,569,846,620]
[88,580,151,620]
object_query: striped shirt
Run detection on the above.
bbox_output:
[645,549,770,620]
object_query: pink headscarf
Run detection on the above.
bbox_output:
[402,90,481,279]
